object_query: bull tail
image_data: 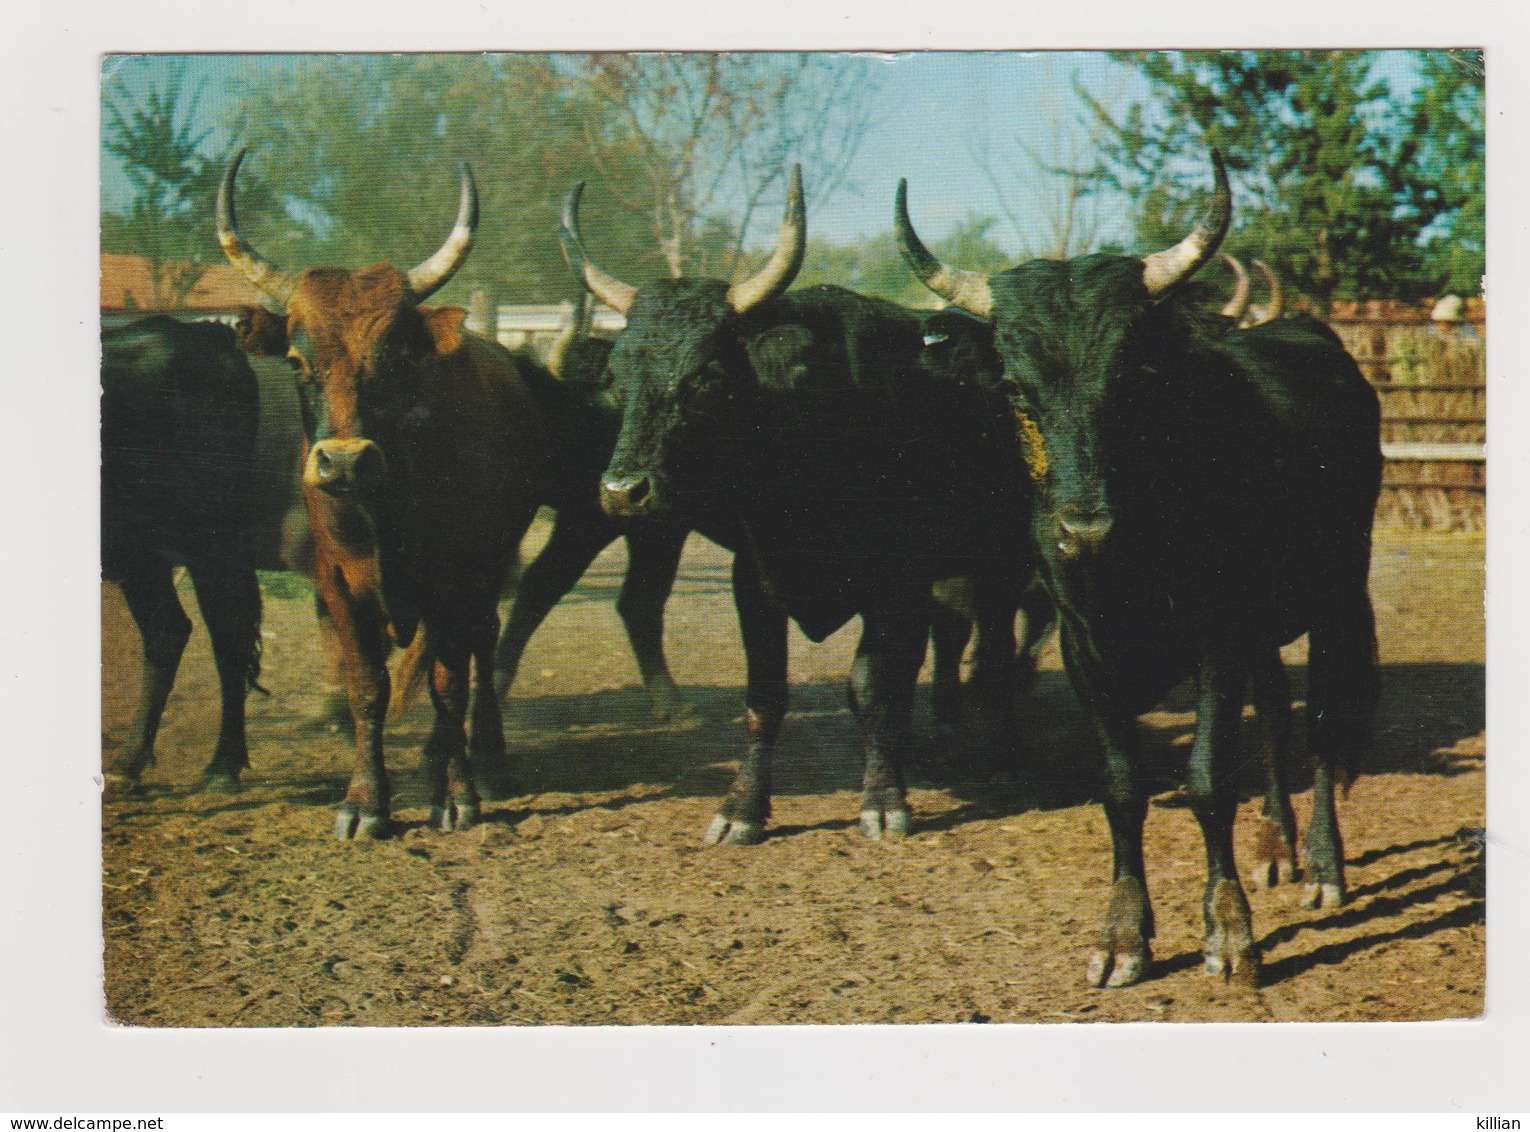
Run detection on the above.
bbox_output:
[388,627,432,723]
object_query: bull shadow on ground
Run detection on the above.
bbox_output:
[893,659,1484,831]
[123,660,1481,841]
[385,659,1483,826]
[1147,824,1485,987]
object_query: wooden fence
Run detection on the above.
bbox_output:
[1328,310,1486,533]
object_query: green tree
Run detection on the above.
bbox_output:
[532,54,883,280]
[1405,51,1484,296]
[102,63,232,308]
[1082,50,1474,310]
[225,55,668,306]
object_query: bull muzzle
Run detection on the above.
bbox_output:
[306,438,388,498]
[1054,509,1114,560]
[601,474,655,519]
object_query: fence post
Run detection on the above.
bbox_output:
[466,287,497,340]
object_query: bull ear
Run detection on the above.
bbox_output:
[746,325,814,392]
[420,306,469,355]
[921,311,1000,387]
[235,306,289,357]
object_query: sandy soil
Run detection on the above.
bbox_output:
[100,528,1484,1026]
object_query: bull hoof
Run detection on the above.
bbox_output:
[1248,819,1300,889]
[334,805,391,841]
[646,681,684,724]
[1204,880,1260,986]
[704,815,765,846]
[1090,876,1152,988]
[1088,948,1147,989]
[859,805,910,841]
[433,800,479,833]
[1300,882,1345,910]
[1203,948,1260,986]
[1249,857,1302,890]
[102,772,141,798]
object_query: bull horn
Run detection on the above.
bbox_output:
[1219,253,1251,321]
[545,294,591,379]
[726,165,806,315]
[1141,149,1231,299]
[406,162,478,300]
[560,182,637,316]
[894,179,994,318]
[1246,259,1284,326]
[217,148,300,307]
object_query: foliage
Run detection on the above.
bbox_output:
[101,63,232,308]
[222,55,668,307]
[1405,52,1485,296]
[1083,50,1484,308]
[794,214,1013,308]
[531,54,883,279]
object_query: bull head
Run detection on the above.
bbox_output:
[560,166,805,317]
[892,151,1233,565]
[216,149,479,533]
[556,168,807,521]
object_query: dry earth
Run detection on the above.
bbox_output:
[100,527,1484,1026]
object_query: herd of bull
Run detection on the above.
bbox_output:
[102,147,1381,988]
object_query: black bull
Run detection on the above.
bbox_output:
[102,316,264,793]
[565,170,1049,844]
[897,153,1382,987]
[603,286,1049,843]
[503,311,1048,728]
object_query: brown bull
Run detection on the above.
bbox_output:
[218,150,548,839]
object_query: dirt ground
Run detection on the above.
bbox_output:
[100,527,1485,1026]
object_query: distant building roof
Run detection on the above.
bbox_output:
[100,253,267,313]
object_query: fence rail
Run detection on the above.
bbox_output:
[1352,316,1486,532]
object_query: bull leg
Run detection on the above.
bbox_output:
[1067,629,1154,988]
[849,606,928,841]
[616,523,687,721]
[705,549,787,847]
[494,515,615,700]
[928,599,972,725]
[1186,645,1258,985]
[968,600,1016,715]
[311,595,350,729]
[1247,650,1300,889]
[469,610,516,801]
[187,563,261,793]
[421,622,480,832]
[1015,580,1057,694]
[965,576,1026,771]
[327,578,393,840]
[1303,584,1378,910]
[106,562,191,793]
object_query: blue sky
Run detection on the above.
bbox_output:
[100,50,1427,260]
